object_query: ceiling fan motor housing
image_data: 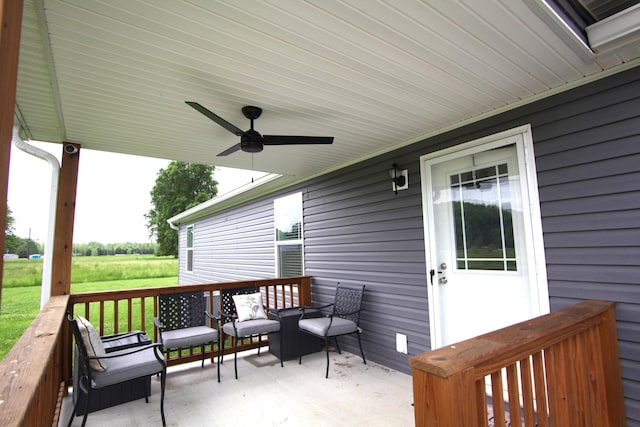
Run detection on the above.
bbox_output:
[241,129,264,152]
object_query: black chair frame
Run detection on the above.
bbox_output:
[67,312,167,427]
[155,291,221,382]
[298,284,366,378]
[220,285,283,379]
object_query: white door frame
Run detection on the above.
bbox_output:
[420,124,550,349]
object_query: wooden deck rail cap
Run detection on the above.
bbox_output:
[409,300,616,378]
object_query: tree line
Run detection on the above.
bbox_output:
[72,242,157,256]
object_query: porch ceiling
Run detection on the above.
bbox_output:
[14,0,640,179]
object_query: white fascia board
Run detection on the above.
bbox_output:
[588,3,640,53]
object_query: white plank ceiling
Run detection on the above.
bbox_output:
[14,0,640,179]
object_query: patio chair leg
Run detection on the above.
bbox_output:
[79,390,90,427]
[201,344,206,368]
[220,333,225,365]
[233,337,239,379]
[160,369,167,427]
[357,332,366,365]
[279,332,283,367]
[334,336,342,354]
[257,334,262,355]
[145,375,151,403]
[217,336,221,382]
[325,336,330,379]
[66,394,81,427]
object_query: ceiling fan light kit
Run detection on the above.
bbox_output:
[186,102,334,156]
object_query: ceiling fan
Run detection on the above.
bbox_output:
[186,102,334,156]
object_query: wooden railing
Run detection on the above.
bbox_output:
[409,300,626,426]
[0,294,69,427]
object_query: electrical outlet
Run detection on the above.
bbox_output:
[396,333,408,354]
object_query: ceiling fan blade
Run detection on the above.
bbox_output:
[262,135,334,145]
[185,101,244,136]
[217,143,242,156]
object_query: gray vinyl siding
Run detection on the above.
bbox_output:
[302,160,430,373]
[177,198,276,284]
[177,66,640,424]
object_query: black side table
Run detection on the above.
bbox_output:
[268,308,322,361]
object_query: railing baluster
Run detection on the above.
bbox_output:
[519,356,536,427]
[127,298,133,331]
[140,296,146,332]
[99,300,104,335]
[532,351,549,427]
[506,363,521,427]
[491,370,506,427]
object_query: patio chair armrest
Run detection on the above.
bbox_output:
[299,303,334,320]
[300,303,333,312]
[205,310,220,322]
[332,307,364,317]
[153,317,164,330]
[86,343,164,360]
[219,309,237,319]
[101,330,146,343]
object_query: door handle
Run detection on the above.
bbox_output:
[430,269,446,285]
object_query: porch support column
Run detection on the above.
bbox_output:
[0,0,25,307]
[51,144,80,296]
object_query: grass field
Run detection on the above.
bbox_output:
[0,255,178,360]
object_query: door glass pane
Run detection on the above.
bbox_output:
[450,163,517,271]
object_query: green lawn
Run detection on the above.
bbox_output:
[0,255,178,361]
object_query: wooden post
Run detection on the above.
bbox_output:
[0,0,25,309]
[50,143,80,296]
[298,276,312,306]
[599,304,627,426]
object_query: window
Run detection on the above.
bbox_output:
[274,193,303,277]
[450,163,517,271]
[186,225,194,273]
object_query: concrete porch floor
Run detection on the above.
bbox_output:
[60,349,415,427]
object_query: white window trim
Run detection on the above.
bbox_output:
[274,193,304,277]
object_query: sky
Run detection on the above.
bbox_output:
[7,140,262,245]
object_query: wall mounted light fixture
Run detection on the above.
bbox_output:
[388,163,408,195]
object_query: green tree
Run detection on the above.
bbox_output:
[5,206,15,236]
[5,206,18,254]
[146,162,217,257]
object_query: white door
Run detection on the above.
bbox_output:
[422,126,549,348]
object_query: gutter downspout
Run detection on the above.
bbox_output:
[11,126,60,308]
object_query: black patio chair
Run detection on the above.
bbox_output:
[298,284,366,378]
[155,291,220,382]
[220,285,282,379]
[67,313,167,427]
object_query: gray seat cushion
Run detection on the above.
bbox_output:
[222,319,280,337]
[91,346,164,388]
[161,326,218,350]
[299,317,357,337]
